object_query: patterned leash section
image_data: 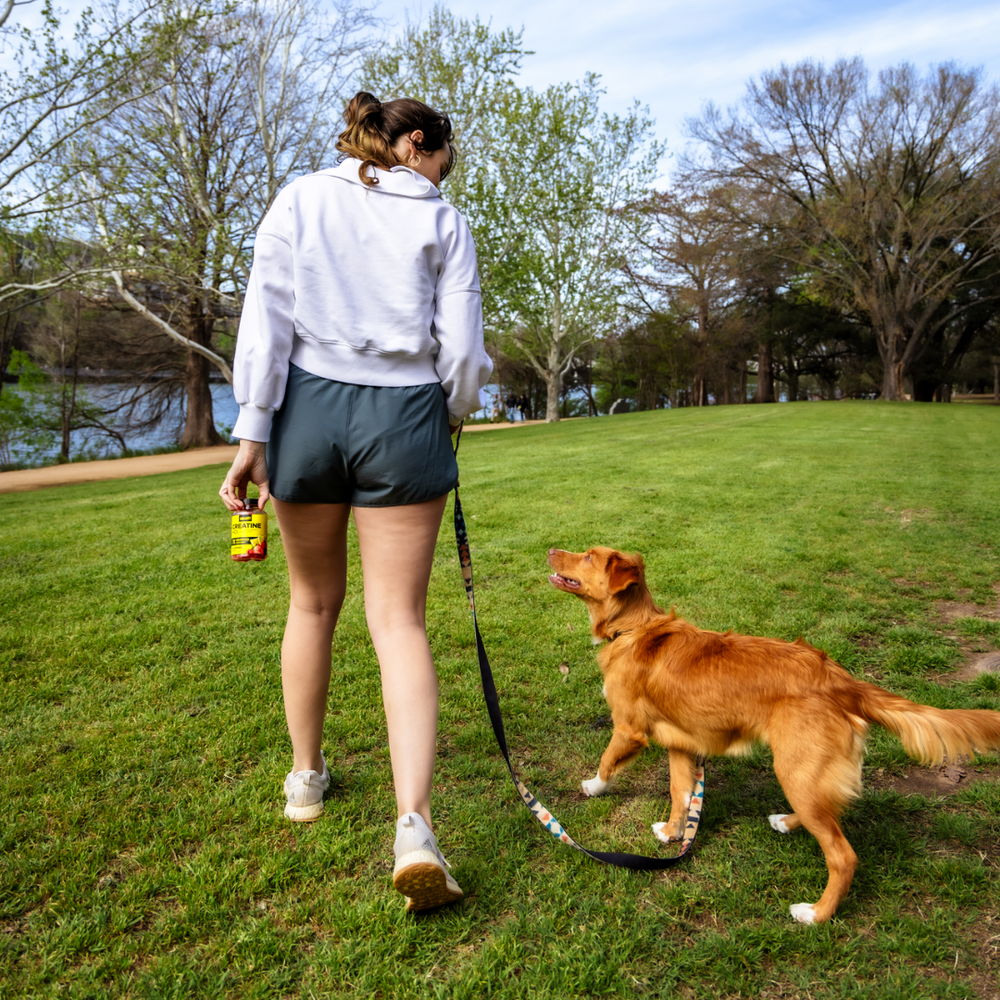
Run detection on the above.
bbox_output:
[453,466,704,870]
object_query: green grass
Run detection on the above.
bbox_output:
[2,400,1000,999]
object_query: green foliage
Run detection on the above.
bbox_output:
[482,77,661,420]
[0,0,201,223]
[363,7,662,420]
[0,350,55,466]
[2,402,1000,997]
[595,310,698,411]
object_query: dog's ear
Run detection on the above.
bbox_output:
[607,552,642,595]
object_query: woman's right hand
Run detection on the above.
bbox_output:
[219,439,271,511]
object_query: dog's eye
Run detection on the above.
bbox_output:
[584,555,592,562]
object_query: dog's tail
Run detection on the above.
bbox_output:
[858,683,1000,765]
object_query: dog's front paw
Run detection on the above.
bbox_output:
[581,772,609,797]
[769,813,792,834]
[789,903,817,925]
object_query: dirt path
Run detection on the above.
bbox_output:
[0,420,543,494]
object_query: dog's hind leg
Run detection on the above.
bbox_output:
[582,727,648,797]
[770,714,863,924]
[768,812,803,835]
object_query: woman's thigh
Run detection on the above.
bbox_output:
[272,499,351,612]
[353,495,448,628]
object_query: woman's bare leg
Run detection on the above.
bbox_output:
[353,495,448,827]
[272,498,350,774]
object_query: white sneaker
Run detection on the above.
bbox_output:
[392,812,464,911]
[282,757,330,822]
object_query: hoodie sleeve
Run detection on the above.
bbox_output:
[231,192,295,442]
[432,212,494,423]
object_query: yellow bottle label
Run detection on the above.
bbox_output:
[231,509,268,560]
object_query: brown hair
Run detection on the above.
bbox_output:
[336,91,456,187]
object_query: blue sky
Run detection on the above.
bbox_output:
[9,0,999,162]
[373,0,1000,160]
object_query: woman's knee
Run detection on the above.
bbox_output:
[289,584,347,622]
[365,608,427,646]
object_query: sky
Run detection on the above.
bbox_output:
[372,0,1000,164]
[7,0,1000,168]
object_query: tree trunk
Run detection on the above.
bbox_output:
[880,356,907,400]
[786,368,799,403]
[543,336,563,422]
[180,349,223,448]
[59,375,78,461]
[545,367,561,422]
[755,342,774,403]
[179,298,224,448]
[60,300,83,461]
[876,321,909,400]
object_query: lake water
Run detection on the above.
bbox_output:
[8,380,501,463]
[4,382,241,463]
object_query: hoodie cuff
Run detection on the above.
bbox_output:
[232,404,274,443]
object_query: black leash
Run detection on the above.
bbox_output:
[451,425,704,870]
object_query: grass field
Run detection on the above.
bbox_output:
[2,401,1000,999]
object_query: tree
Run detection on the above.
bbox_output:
[907,254,1000,400]
[359,5,531,333]
[27,290,126,459]
[594,310,697,411]
[687,59,1000,401]
[0,0,178,224]
[364,10,661,421]
[487,79,661,421]
[0,0,202,408]
[628,182,756,405]
[76,0,374,446]
[760,289,871,400]
[361,4,526,176]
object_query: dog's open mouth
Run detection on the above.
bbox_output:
[549,572,580,591]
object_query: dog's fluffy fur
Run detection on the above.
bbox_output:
[548,545,1000,924]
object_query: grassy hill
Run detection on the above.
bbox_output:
[2,401,999,998]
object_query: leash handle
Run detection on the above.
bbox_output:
[451,471,704,870]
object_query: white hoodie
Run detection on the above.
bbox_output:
[231,158,493,441]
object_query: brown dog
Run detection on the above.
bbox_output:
[548,545,1000,924]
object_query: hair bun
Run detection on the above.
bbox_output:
[345,91,383,128]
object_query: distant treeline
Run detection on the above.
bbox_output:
[2,2,998,464]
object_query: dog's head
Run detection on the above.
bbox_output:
[548,547,643,599]
[548,547,657,639]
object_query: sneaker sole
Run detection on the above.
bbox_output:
[284,801,325,822]
[393,853,463,912]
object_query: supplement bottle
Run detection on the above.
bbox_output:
[231,498,267,561]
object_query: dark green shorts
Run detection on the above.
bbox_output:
[267,365,459,506]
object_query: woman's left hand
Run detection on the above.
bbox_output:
[220,439,271,511]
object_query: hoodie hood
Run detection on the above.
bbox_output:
[321,157,441,199]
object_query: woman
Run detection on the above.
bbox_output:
[219,91,492,912]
